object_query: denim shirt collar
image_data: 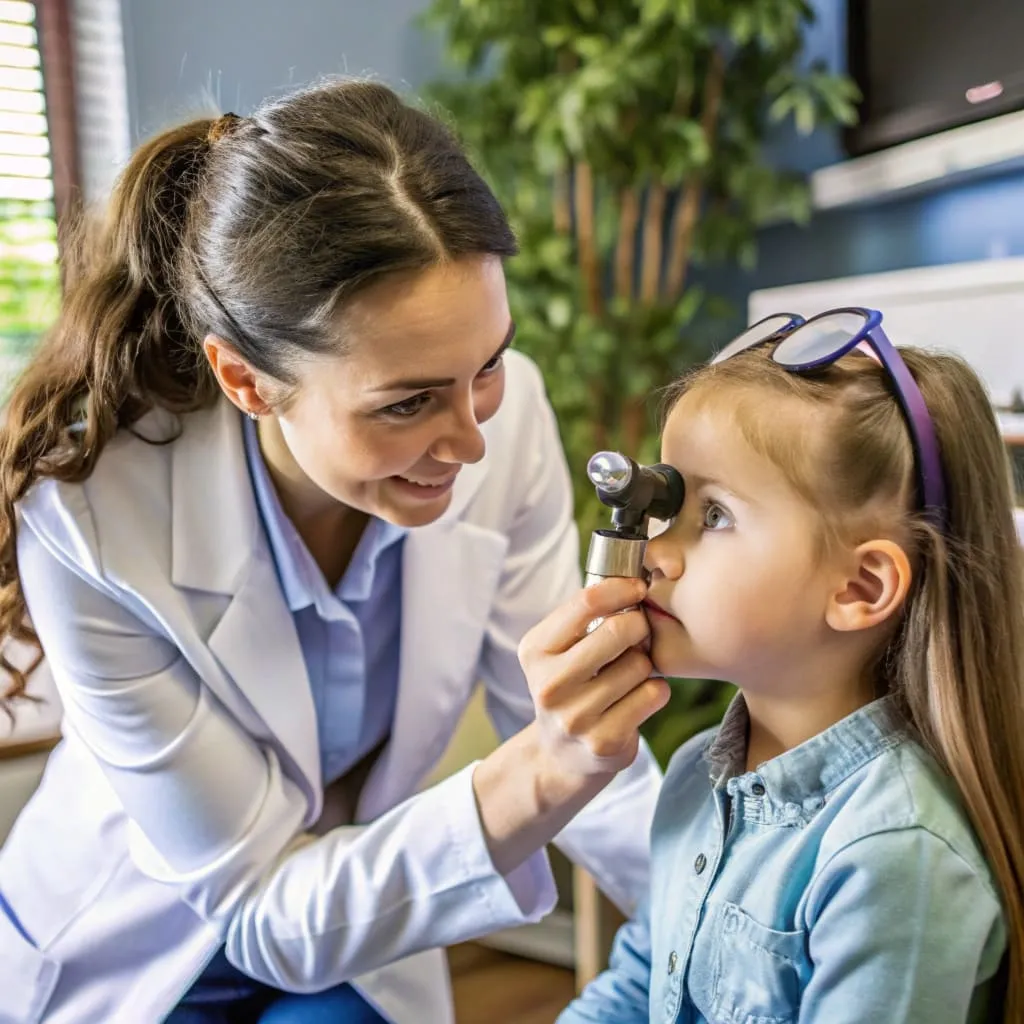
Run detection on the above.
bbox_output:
[705,693,908,817]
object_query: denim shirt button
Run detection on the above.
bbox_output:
[751,781,766,796]
[668,951,679,975]
[694,853,707,875]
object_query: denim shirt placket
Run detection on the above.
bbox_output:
[662,782,734,1024]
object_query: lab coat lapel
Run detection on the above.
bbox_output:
[171,399,322,800]
[206,551,322,801]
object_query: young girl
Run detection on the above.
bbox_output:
[556,309,1023,1022]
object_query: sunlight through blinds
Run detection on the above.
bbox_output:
[0,0,59,366]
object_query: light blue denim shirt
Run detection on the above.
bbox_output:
[559,695,1007,1023]
[242,414,406,786]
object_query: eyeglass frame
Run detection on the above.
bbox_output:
[710,307,948,530]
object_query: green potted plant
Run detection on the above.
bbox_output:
[424,0,859,765]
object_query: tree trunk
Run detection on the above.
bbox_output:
[574,161,603,318]
[665,187,701,301]
[614,187,640,303]
[554,168,572,234]
[665,49,726,299]
[639,183,666,305]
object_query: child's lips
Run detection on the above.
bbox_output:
[642,598,678,623]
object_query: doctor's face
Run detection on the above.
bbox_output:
[258,255,511,528]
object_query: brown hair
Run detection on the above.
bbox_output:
[670,345,1024,1017]
[0,78,517,706]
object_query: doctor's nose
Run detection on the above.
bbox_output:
[430,402,486,466]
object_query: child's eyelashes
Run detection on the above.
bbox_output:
[702,499,734,532]
[654,497,735,534]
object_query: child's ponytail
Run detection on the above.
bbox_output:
[894,349,1024,1016]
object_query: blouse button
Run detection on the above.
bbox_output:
[668,951,679,975]
[694,853,707,875]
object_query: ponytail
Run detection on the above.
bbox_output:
[0,117,221,705]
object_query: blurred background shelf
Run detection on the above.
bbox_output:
[810,110,1024,211]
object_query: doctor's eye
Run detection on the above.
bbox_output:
[479,353,505,375]
[380,393,433,419]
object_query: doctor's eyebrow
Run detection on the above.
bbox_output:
[370,321,517,393]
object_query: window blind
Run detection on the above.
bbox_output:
[0,0,59,369]
[71,0,129,204]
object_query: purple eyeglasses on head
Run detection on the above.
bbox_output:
[711,307,949,530]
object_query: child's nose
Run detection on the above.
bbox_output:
[644,528,684,580]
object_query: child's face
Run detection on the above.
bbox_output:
[644,390,845,696]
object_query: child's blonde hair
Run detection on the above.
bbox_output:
[669,344,1023,1016]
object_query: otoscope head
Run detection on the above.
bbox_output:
[586,450,685,530]
[587,451,633,494]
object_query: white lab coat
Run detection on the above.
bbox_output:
[0,351,662,1024]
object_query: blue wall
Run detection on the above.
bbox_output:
[119,0,441,140]
[739,0,1024,298]
[754,170,1024,288]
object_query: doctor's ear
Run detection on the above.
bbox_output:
[203,335,273,418]
[825,539,912,634]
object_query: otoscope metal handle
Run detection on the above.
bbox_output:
[584,532,648,633]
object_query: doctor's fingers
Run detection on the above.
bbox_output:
[533,645,653,724]
[557,606,652,683]
[519,577,648,659]
[582,674,671,761]
[522,608,650,704]
[519,606,650,697]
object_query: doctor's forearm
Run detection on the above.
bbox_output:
[472,723,613,877]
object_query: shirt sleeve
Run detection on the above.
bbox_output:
[557,900,653,1024]
[800,827,1007,1022]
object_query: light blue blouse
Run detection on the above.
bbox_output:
[242,414,406,786]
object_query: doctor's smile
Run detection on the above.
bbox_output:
[387,471,460,501]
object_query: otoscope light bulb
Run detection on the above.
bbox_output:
[587,451,631,492]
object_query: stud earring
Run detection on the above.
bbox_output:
[247,411,259,421]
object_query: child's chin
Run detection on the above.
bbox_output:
[649,641,693,680]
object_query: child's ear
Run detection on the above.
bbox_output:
[826,540,912,633]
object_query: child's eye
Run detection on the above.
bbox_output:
[480,353,505,375]
[381,393,432,419]
[702,500,734,531]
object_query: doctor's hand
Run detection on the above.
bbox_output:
[473,577,669,877]
[518,577,670,778]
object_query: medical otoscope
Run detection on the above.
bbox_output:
[583,451,685,631]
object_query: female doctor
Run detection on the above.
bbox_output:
[0,79,667,1023]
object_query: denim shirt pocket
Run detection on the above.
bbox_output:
[689,901,809,1024]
